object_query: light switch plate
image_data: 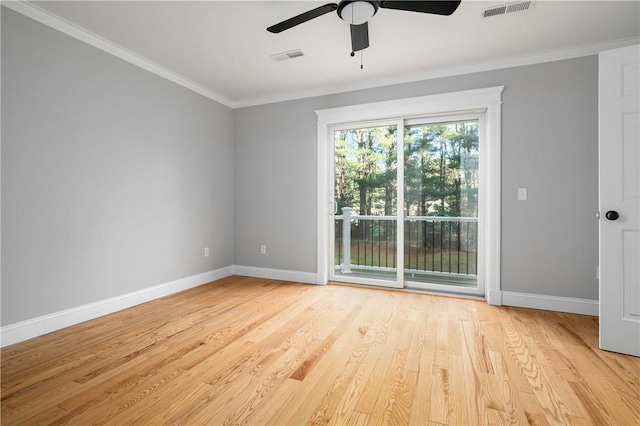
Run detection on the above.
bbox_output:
[518,188,528,201]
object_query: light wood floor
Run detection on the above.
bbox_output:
[2,276,639,425]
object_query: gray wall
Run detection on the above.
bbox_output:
[1,9,235,325]
[2,7,600,328]
[234,56,599,300]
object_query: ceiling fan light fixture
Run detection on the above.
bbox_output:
[338,1,378,25]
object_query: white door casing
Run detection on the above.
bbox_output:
[599,44,640,357]
[316,87,503,304]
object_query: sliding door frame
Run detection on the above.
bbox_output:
[316,86,504,305]
[327,119,404,289]
[403,112,485,296]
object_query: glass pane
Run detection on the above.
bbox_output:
[403,120,479,286]
[333,125,398,281]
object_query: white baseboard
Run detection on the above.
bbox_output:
[2,267,598,347]
[486,289,503,306]
[232,265,320,285]
[501,291,599,316]
[0,265,319,347]
[0,266,234,347]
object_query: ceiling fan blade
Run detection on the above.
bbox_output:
[267,3,338,33]
[350,22,369,52]
[378,1,461,16]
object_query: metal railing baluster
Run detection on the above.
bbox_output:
[334,212,478,281]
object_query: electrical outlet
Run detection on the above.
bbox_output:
[204,247,209,257]
[260,245,267,255]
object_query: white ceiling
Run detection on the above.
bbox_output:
[21,1,640,107]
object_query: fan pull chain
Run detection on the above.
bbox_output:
[350,50,364,69]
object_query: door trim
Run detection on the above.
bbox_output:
[316,87,504,304]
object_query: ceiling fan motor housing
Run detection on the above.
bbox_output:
[337,1,379,25]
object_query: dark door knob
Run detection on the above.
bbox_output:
[605,210,619,221]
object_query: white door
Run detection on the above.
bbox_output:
[599,44,640,357]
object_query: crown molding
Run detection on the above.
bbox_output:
[2,0,235,108]
[234,36,640,108]
[3,1,638,109]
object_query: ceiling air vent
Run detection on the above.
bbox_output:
[270,49,304,62]
[482,1,535,18]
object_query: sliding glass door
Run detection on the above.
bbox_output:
[402,118,480,292]
[332,122,402,288]
[330,115,482,294]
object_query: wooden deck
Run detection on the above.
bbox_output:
[2,276,639,425]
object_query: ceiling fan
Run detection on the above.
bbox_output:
[267,1,462,54]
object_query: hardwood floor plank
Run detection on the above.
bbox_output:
[346,410,370,425]
[246,377,301,425]
[307,324,382,424]
[498,312,572,424]
[130,381,216,425]
[0,381,82,425]
[408,304,439,425]
[2,276,639,425]
[368,347,408,425]
[267,294,380,425]
[6,404,68,426]
[488,351,530,425]
[428,365,450,425]
[352,303,404,415]
[448,353,470,426]
[196,347,303,425]
[516,391,548,425]
[326,306,399,425]
[404,307,428,373]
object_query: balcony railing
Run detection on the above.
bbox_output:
[335,207,478,281]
